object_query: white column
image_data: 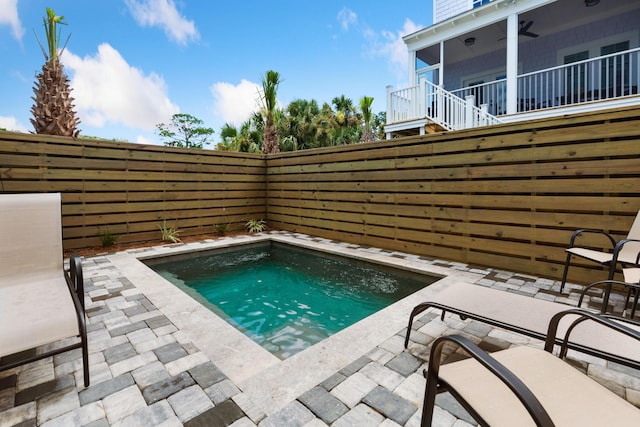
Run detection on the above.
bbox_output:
[386,85,393,125]
[439,41,445,86]
[506,14,518,114]
[408,50,417,87]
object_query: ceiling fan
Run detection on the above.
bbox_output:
[518,20,539,38]
[498,20,539,41]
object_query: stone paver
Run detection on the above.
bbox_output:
[259,400,315,427]
[167,385,213,423]
[1,232,639,427]
[330,372,378,409]
[298,386,348,424]
[142,372,195,405]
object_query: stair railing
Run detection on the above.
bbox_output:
[425,80,503,130]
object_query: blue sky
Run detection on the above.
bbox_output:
[0,0,432,145]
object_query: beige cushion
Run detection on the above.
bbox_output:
[439,346,640,426]
[0,271,79,357]
[428,283,640,366]
[624,268,640,284]
[0,193,63,281]
[566,247,613,264]
[0,193,79,357]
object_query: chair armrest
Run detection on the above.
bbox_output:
[544,309,640,358]
[612,238,640,265]
[425,335,553,427]
[64,254,87,340]
[567,229,617,249]
[576,279,640,308]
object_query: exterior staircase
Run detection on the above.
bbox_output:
[386,80,503,137]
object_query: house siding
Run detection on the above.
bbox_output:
[434,0,471,24]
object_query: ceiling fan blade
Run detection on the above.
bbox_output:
[518,21,538,38]
[520,21,533,32]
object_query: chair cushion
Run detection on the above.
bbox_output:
[566,247,613,264]
[0,271,79,357]
[423,283,640,367]
[439,346,640,426]
[624,268,640,284]
[0,193,63,283]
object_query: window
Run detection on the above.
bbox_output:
[563,51,589,102]
[601,41,630,96]
[472,0,492,8]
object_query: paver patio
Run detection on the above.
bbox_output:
[1,232,639,426]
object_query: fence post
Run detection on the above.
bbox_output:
[465,95,475,129]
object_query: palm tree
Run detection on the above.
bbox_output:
[30,8,80,137]
[315,102,339,147]
[331,95,354,126]
[260,70,281,154]
[216,118,262,153]
[359,96,374,142]
[282,99,320,150]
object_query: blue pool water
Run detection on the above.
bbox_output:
[147,243,434,359]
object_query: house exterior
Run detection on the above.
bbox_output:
[385,0,640,138]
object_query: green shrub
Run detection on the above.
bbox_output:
[99,229,119,247]
[215,223,228,235]
[159,220,181,243]
[245,219,266,233]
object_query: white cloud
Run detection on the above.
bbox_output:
[0,0,24,41]
[64,43,179,131]
[125,0,199,45]
[210,80,262,126]
[135,135,157,145]
[366,19,422,79]
[0,116,28,132]
[337,8,357,31]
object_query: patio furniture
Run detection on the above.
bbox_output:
[577,272,640,319]
[0,193,89,387]
[404,282,640,369]
[560,210,640,293]
[420,310,640,427]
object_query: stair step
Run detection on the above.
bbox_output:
[425,123,447,134]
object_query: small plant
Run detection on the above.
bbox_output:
[99,229,119,247]
[159,220,181,243]
[215,223,228,236]
[245,219,266,233]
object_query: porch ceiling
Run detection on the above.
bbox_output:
[416,0,637,66]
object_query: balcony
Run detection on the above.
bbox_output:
[387,48,640,133]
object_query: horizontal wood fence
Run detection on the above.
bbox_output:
[266,106,640,284]
[0,134,266,248]
[2,106,640,283]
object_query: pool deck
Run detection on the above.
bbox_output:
[2,231,639,426]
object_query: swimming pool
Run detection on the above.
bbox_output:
[146,242,437,359]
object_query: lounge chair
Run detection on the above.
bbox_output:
[0,193,89,387]
[404,282,640,369]
[560,210,640,292]
[577,272,640,318]
[420,310,640,426]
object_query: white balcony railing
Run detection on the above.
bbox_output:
[387,80,502,131]
[518,47,640,112]
[387,48,640,131]
[451,79,507,116]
